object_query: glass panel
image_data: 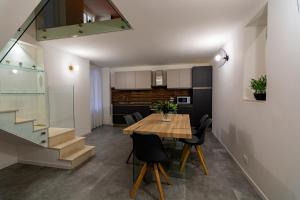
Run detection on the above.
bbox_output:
[48,85,74,129]
[0,0,50,63]
[36,0,131,41]
[0,93,48,126]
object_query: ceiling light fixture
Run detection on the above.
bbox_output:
[12,69,18,74]
[214,48,229,67]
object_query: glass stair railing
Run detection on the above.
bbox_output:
[36,0,131,41]
[0,0,50,63]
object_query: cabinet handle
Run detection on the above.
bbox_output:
[40,140,46,144]
[41,132,46,136]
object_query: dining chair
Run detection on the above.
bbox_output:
[179,118,212,175]
[132,112,143,121]
[123,115,136,164]
[130,133,170,200]
[192,114,209,133]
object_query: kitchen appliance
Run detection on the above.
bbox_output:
[151,70,167,87]
[177,96,191,104]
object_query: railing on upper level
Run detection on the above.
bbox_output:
[0,0,131,62]
[35,0,131,41]
[0,0,50,63]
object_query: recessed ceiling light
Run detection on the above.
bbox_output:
[12,69,18,74]
[72,35,79,38]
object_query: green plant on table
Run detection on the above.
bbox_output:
[153,101,178,114]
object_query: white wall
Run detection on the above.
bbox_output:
[43,45,91,136]
[212,1,300,200]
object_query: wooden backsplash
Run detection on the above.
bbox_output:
[111,87,192,104]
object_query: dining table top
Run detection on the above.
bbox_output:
[123,113,192,139]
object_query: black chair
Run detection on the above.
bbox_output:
[179,118,212,175]
[132,112,144,121]
[124,114,136,126]
[130,133,170,200]
[192,114,209,134]
[123,115,136,164]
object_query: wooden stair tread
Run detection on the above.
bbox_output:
[15,117,35,124]
[0,109,18,113]
[34,125,48,132]
[52,137,85,149]
[62,145,95,161]
[48,128,75,137]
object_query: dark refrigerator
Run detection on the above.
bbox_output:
[192,66,212,126]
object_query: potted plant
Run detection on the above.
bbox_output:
[153,101,178,122]
[250,75,267,101]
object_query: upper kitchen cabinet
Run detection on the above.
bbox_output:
[114,71,151,90]
[192,66,212,87]
[115,71,135,89]
[135,71,152,89]
[167,68,192,89]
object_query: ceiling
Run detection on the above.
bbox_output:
[42,0,265,67]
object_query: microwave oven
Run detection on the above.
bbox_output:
[177,96,191,104]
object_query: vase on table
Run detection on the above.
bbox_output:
[161,112,171,122]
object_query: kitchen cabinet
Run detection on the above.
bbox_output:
[135,71,152,89]
[115,72,135,89]
[167,68,192,89]
[114,71,151,90]
[192,66,212,125]
[192,66,212,88]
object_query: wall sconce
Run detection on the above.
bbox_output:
[214,48,229,67]
[68,65,79,72]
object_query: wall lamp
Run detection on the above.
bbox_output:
[214,48,229,67]
[68,65,79,72]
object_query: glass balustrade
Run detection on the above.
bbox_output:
[0,0,50,63]
[36,0,131,41]
[48,85,75,129]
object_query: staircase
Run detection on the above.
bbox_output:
[0,109,96,169]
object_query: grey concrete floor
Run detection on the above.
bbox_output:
[0,126,261,200]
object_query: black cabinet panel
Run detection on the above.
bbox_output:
[192,89,212,125]
[192,66,212,87]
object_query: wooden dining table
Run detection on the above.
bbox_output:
[123,113,192,139]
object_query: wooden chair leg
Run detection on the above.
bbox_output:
[158,163,171,185]
[153,163,165,200]
[195,145,208,175]
[179,144,189,166]
[126,149,133,164]
[179,145,191,173]
[130,163,148,198]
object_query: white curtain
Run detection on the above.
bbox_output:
[90,66,103,129]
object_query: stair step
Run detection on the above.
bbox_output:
[54,137,86,159]
[0,109,18,113]
[15,117,35,124]
[49,128,75,137]
[34,125,48,132]
[61,145,96,168]
[48,128,75,147]
[52,137,85,149]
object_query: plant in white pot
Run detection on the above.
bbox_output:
[250,75,267,101]
[153,101,178,122]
